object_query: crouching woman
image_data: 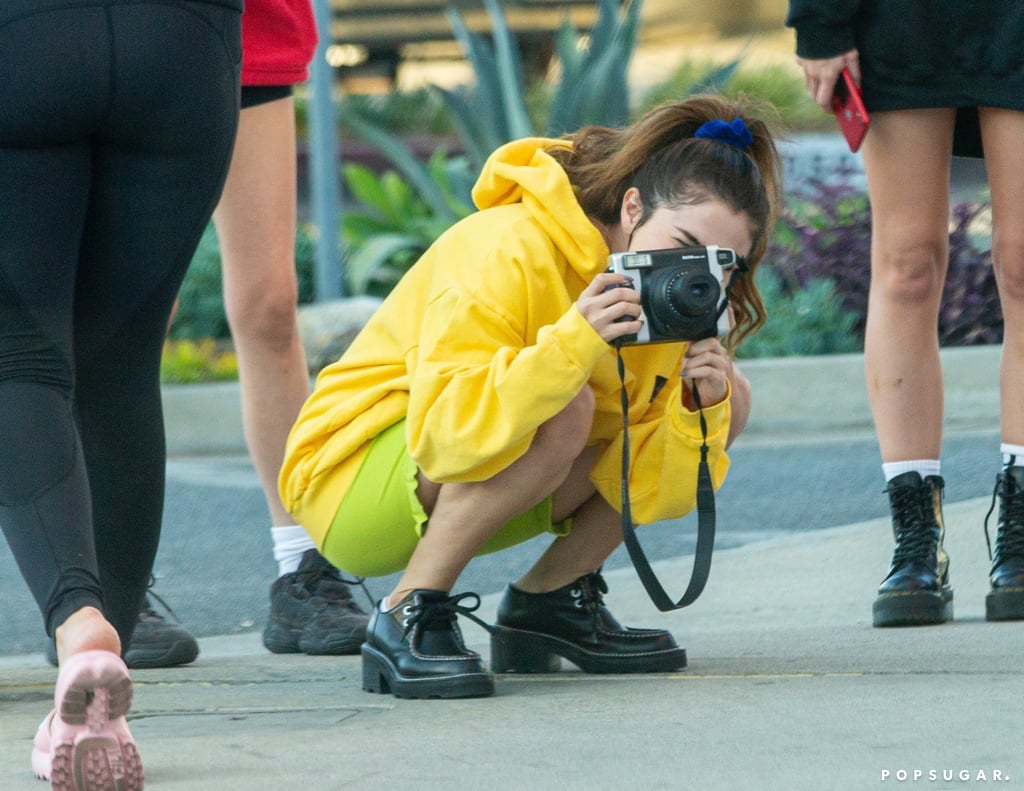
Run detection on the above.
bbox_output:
[279,94,782,698]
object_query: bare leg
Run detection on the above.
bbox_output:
[214,96,309,527]
[387,386,596,601]
[513,447,622,591]
[979,108,1024,445]
[860,109,956,462]
[864,110,961,628]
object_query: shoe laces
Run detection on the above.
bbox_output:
[888,484,939,567]
[572,571,608,608]
[984,471,1024,564]
[141,577,183,625]
[297,560,374,610]
[570,571,609,642]
[401,592,490,637]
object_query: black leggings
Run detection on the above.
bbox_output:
[0,2,240,644]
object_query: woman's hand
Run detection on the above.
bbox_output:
[680,337,733,411]
[796,49,860,111]
[578,272,644,345]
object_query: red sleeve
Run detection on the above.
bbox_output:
[241,0,319,86]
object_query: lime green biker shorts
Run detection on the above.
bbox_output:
[322,420,571,577]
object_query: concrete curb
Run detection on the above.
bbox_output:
[738,344,1002,443]
[162,345,1003,457]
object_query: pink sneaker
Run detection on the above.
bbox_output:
[31,650,144,790]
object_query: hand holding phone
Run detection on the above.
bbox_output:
[832,66,870,152]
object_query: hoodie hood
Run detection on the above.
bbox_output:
[471,138,610,280]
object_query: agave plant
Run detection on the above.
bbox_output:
[433,0,534,168]
[544,0,643,135]
[433,0,644,167]
[341,149,475,296]
[338,0,742,297]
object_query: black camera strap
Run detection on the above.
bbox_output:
[616,350,716,612]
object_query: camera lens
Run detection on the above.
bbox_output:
[688,281,710,300]
[637,257,725,341]
[666,271,719,316]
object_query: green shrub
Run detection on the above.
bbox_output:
[160,339,238,383]
[636,59,826,133]
[341,151,474,296]
[737,269,861,359]
[762,172,998,351]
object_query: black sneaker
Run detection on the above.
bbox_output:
[44,593,199,669]
[125,595,201,668]
[263,549,370,655]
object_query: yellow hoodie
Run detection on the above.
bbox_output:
[279,138,732,546]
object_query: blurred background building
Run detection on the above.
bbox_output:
[322,0,793,93]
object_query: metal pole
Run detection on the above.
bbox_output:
[308,0,344,299]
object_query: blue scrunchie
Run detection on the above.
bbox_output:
[694,118,753,150]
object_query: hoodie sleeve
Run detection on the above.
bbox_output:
[406,273,609,483]
[590,367,732,525]
[785,0,861,59]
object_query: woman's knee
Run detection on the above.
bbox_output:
[872,237,948,305]
[224,277,301,350]
[534,385,595,463]
[992,230,1024,302]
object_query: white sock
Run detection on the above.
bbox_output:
[271,525,317,576]
[1001,443,1024,468]
[882,459,941,482]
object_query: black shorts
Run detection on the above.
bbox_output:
[241,84,293,108]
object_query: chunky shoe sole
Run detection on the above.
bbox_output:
[872,588,954,627]
[33,651,144,791]
[263,622,364,656]
[361,644,494,699]
[986,587,1024,621]
[489,625,688,674]
[124,638,198,670]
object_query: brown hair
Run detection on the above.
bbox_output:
[546,94,783,349]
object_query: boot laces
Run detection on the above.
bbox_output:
[888,484,938,567]
[984,472,1024,564]
[402,592,489,637]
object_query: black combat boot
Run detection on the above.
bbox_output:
[872,471,953,627]
[985,467,1024,621]
[490,571,687,673]
[361,590,494,699]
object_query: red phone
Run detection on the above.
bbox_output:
[832,67,870,152]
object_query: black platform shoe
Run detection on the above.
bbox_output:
[985,467,1024,621]
[490,571,687,673]
[361,590,494,699]
[872,472,953,627]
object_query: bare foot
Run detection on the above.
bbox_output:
[53,607,121,665]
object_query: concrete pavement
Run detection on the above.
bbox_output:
[2,345,1020,790]
[1,496,1019,790]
